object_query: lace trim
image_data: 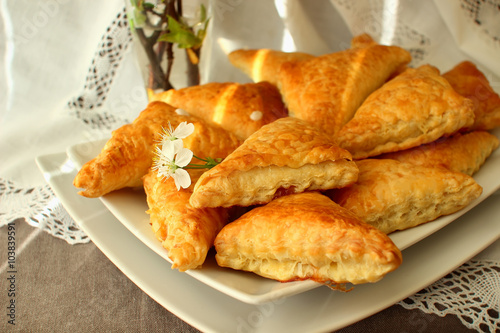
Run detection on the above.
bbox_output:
[1,8,135,245]
[0,178,89,244]
[399,260,500,332]
[68,6,133,131]
[460,0,500,44]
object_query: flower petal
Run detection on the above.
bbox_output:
[172,168,191,190]
[175,148,194,167]
[161,140,176,160]
[173,122,195,139]
[172,138,184,153]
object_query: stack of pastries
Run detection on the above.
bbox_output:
[73,34,500,289]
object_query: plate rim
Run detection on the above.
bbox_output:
[35,150,500,332]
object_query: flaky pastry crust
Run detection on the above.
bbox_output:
[189,117,358,208]
[228,48,314,87]
[443,61,500,131]
[378,131,499,176]
[214,192,402,284]
[73,101,241,197]
[150,81,288,139]
[335,65,476,159]
[143,169,228,271]
[329,159,483,234]
[278,35,411,135]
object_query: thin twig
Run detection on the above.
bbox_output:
[135,28,169,89]
[164,0,178,90]
[133,0,201,90]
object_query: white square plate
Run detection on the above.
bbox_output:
[36,149,500,332]
[64,127,500,304]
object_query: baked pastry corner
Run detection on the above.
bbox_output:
[329,159,483,234]
[189,117,358,208]
[335,65,475,159]
[214,192,402,285]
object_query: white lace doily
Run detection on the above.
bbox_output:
[399,260,500,332]
[0,7,132,244]
[0,178,89,244]
[68,7,133,130]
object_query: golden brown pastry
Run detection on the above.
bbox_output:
[279,34,411,135]
[189,117,358,208]
[329,159,483,234]
[335,65,476,159]
[377,131,499,176]
[73,101,241,198]
[443,61,500,131]
[143,168,228,271]
[228,48,314,87]
[350,34,409,79]
[214,192,402,285]
[150,81,288,140]
[350,33,378,48]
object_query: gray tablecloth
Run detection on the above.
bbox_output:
[0,218,476,332]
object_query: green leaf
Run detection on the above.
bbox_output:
[166,14,184,33]
[197,17,210,41]
[199,4,207,23]
[132,8,147,27]
[158,15,203,49]
[159,30,202,49]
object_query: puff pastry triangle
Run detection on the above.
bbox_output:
[443,61,500,131]
[73,101,241,197]
[279,35,411,135]
[350,34,408,79]
[143,168,228,271]
[335,64,476,159]
[150,81,288,139]
[329,159,483,234]
[228,48,314,87]
[378,131,499,176]
[214,191,402,285]
[189,117,358,208]
[349,33,378,49]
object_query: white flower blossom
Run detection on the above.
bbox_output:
[152,121,222,191]
[159,121,195,153]
[152,142,193,190]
